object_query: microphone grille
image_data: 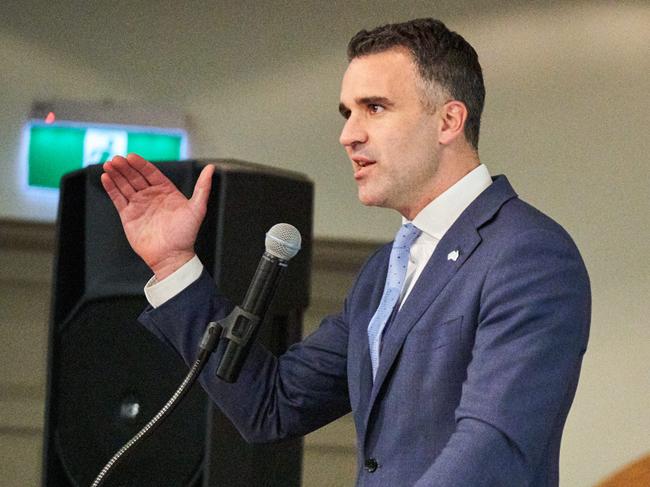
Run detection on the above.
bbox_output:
[265,223,302,261]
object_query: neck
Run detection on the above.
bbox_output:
[399,151,480,220]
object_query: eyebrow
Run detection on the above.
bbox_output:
[338,96,394,117]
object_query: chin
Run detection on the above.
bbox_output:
[357,190,386,208]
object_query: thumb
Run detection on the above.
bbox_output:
[190,164,215,216]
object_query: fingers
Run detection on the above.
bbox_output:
[100,172,128,212]
[102,154,204,217]
[126,153,172,187]
[110,155,150,191]
[190,164,215,215]
[103,157,137,199]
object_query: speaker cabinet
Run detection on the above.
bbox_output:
[43,160,313,486]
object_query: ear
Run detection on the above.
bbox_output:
[438,100,468,145]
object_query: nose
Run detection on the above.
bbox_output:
[339,114,368,148]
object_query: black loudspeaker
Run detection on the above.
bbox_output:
[43,160,313,486]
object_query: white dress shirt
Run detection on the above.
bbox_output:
[145,164,492,309]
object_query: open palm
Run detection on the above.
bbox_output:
[101,154,214,280]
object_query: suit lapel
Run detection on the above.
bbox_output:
[354,343,374,446]
[360,175,518,434]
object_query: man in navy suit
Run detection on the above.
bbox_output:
[102,18,590,486]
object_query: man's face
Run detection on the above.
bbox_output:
[339,48,442,219]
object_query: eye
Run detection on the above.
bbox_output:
[369,104,384,114]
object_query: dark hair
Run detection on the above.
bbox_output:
[347,18,485,150]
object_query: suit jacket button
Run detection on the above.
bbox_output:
[364,458,378,472]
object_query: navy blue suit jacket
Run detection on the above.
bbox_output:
[140,175,590,486]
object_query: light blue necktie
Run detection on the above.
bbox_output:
[367,223,421,378]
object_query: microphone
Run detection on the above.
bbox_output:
[215,223,301,382]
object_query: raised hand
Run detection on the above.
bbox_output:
[101,154,215,280]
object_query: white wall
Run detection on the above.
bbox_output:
[1,1,648,485]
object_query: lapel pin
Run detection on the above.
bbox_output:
[447,249,459,262]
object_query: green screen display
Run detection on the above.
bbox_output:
[26,122,186,188]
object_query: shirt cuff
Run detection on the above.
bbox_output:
[144,255,204,308]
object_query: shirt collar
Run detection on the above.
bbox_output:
[403,164,492,240]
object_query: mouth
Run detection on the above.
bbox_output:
[352,157,376,173]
